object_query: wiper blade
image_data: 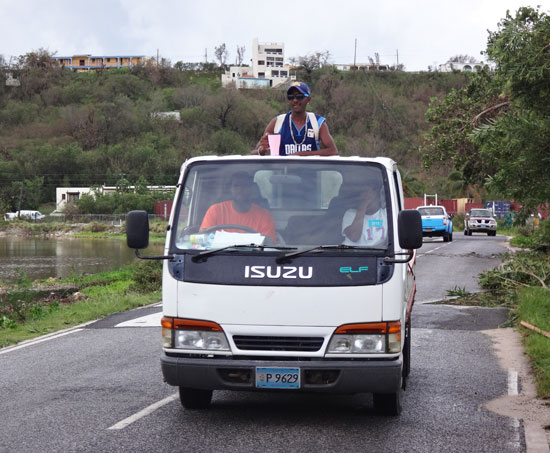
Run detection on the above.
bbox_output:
[192,244,297,262]
[276,244,382,264]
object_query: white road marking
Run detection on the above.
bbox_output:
[507,369,519,396]
[417,242,452,257]
[0,328,85,355]
[108,393,178,430]
[115,311,162,328]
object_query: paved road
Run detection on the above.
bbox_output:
[1,234,526,452]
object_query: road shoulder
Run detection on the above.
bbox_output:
[483,327,550,453]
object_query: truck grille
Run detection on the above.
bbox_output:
[232,335,324,352]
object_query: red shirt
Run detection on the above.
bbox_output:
[200,201,277,244]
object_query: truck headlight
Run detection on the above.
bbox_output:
[327,322,401,354]
[161,317,230,351]
[174,330,229,350]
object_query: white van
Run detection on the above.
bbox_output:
[3,210,45,221]
[127,155,422,415]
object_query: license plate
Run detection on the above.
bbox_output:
[425,228,432,232]
[256,367,301,389]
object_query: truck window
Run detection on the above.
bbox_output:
[172,160,390,251]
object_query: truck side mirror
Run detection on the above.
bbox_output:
[397,210,423,250]
[127,210,150,250]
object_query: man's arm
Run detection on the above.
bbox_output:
[293,122,338,156]
[252,117,277,155]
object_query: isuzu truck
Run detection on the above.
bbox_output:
[127,155,422,415]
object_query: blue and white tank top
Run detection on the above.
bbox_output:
[277,112,325,156]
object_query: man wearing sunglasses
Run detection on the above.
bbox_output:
[253,81,338,156]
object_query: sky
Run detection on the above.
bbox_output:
[1,0,550,71]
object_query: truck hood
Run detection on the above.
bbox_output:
[174,282,383,327]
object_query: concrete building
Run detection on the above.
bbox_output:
[438,61,487,72]
[221,38,295,89]
[52,55,148,72]
[55,185,175,211]
[334,63,392,72]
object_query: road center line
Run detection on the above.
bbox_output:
[417,241,451,257]
[108,393,179,430]
[507,369,519,396]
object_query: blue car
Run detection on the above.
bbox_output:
[416,205,453,242]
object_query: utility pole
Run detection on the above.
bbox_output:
[396,49,399,67]
[353,38,357,66]
[156,49,160,65]
[204,48,208,63]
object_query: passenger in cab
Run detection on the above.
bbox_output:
[253,81,338,156]
[200,172,277,244]
[341,179,388,248]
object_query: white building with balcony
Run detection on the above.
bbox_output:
[438,61,488,72]
[221,38,295,89]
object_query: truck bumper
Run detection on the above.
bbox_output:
[161,354,403,394]
[422,228,446,237]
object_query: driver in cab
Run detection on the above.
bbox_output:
[200,172,277,244]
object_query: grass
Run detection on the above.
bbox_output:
[516,287,550,397]
[0,264,161,348]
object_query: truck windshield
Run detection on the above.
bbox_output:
[171,160,391,253]
[470,209,493,217]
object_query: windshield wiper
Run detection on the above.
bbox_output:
[276,244,384,264]
[192,244,297,262]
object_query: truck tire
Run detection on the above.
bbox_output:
[179,387,213,409]
[443,232,449,242]
[449,231,453,242]
[373,390,402,416]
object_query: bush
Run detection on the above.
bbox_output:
[130,260,162,293]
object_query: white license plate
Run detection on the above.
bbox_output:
[255,367,301,389]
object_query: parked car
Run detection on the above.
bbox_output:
[3,210,46,221]
[464,208,497,236]
[416,205,453,242]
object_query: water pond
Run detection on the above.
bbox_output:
[0,236,163,283]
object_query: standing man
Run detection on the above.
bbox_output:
[253,81,338,156]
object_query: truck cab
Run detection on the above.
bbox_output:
[127,155,422,415]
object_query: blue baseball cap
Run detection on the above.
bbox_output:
[287,81,310,97]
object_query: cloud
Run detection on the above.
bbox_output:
[1,0,549,70]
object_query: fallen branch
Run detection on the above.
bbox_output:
[472,101,510,126]
[520,320,550,339]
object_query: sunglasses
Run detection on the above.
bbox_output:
[287,94,306,101]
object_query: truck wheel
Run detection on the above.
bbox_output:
[373,391,402,416]
[179,387,213,409]
[449,231,453,242]
[467,229,472,236]
[443,232,449,242]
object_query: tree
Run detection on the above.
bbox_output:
[448,54,480,64]
[236,45,246,65]
[423,6,550,216]
[214,43,228,68]
[421,67,502,187]
[289,51,331,76]
[469,7,550,215]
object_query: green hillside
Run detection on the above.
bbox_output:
[0,50,470,211]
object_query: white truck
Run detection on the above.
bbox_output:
[127,155,422,415]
